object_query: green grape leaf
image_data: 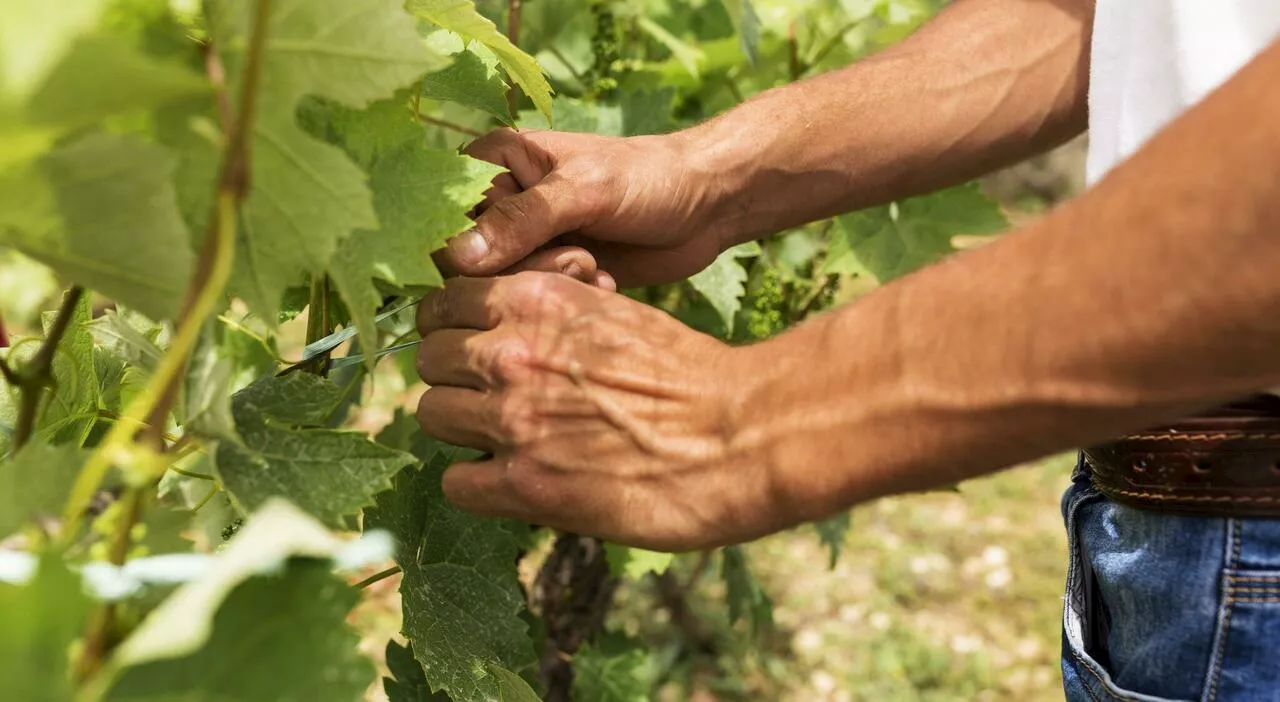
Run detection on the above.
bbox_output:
[619,88,675,137]
[206,0,447,319]
[721,545,773,639]
[88,309,164,371]
[182,329,239,442]
[603,543,674,581]
[1,291,100,458]
[720,0,760,65]
[0,442,85,538]
[420,46,514,125]
[212,375,414,525]
[331,142,504,360]
[0,2,207,167]
[823,183,1008,283]
[489,666,542,701]
[366,439,538,702]
[226,373,343,427]
[384,639,452,702]
[572,634,656,702]
[116,500,366,666]
[407,0,554,120]
[106,559,373,701]
[519,96,620,135]
[813,511,852,570]
[0,133,194,321]
[0,1,104,101]
[297,94,424,171]
[0,552,92,702]
[687,241,760,335]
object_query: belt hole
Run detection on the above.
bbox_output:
[1272,461,1280,475]
[1193,460,1212,474]
[1132,458,1148,472]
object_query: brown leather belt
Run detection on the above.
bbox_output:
[1082,394,1280,517]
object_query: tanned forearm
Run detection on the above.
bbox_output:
[732,38,1280,525]
[677,0,1094,248]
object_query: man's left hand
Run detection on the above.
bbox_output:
[414,272,782,551]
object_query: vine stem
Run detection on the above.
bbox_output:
[419,114,483,138]
[69,0,272,683]
[8,287,85,451]
[353,566,401,589]
[61,0,270,537]
[506,0,523,116]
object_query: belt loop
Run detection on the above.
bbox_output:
[1071,451,1092,484]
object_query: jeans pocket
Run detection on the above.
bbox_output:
[1060,484,1195,702]
[1202,567,1280,700]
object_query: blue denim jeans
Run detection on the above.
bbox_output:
[1061,456,1280,701]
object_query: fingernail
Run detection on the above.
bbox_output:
[562,260,584,280]
[447,229,490,267]
[595,271,617,292]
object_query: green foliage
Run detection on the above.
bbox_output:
[0,553,92,702]
[603,543,675,581]
[106,559,372,701]
[408,0,555,119]
[572,634,657,702]
[366,437,538,702]
[0,442,84,539]
[722,545,774,638]
[214,374,416,525]
[420,42,514,124]
[825,183,1008,283]
[687,241,760,335]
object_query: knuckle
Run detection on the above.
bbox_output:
[505,458,556,510]
[505,271,571,317]
[486,339,532,385]
[494,394,537,446]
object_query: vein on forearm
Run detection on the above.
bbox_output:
[744,38,1280,521]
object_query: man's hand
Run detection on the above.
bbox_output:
[440,129,723,288]
[413,272,787,551]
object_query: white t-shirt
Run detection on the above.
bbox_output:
[1086,0,1280,185]
[1087,3,1280,401]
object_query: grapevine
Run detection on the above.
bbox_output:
[0,0,998,700]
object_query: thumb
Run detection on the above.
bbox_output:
[440,171,599,276]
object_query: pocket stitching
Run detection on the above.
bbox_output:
[1203,519,1242,702]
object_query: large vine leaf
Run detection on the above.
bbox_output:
[407,0,554,119]
[571,634,656,702]
[329,136,504,358]
[823,183,1008,283]
[0,133,195,321]
[204,0,448,319]
[212,374,414,525]
[687,241,760,335]
[384,640,451,702]
[115,500,366,666]
[0,0,207,167]
[0,442,85,539]
[106,559,373,702]
[0,553,92,702]
[366,437,538,702]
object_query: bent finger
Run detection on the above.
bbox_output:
[416,277,502,336]
[497,246,598,285]
[416,386,503,453]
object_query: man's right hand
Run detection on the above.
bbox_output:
[440,129,725,288]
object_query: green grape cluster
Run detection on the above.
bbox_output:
[589,0,621,97]
[743,266,789,340]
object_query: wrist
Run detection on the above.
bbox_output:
[665,122,757,254]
